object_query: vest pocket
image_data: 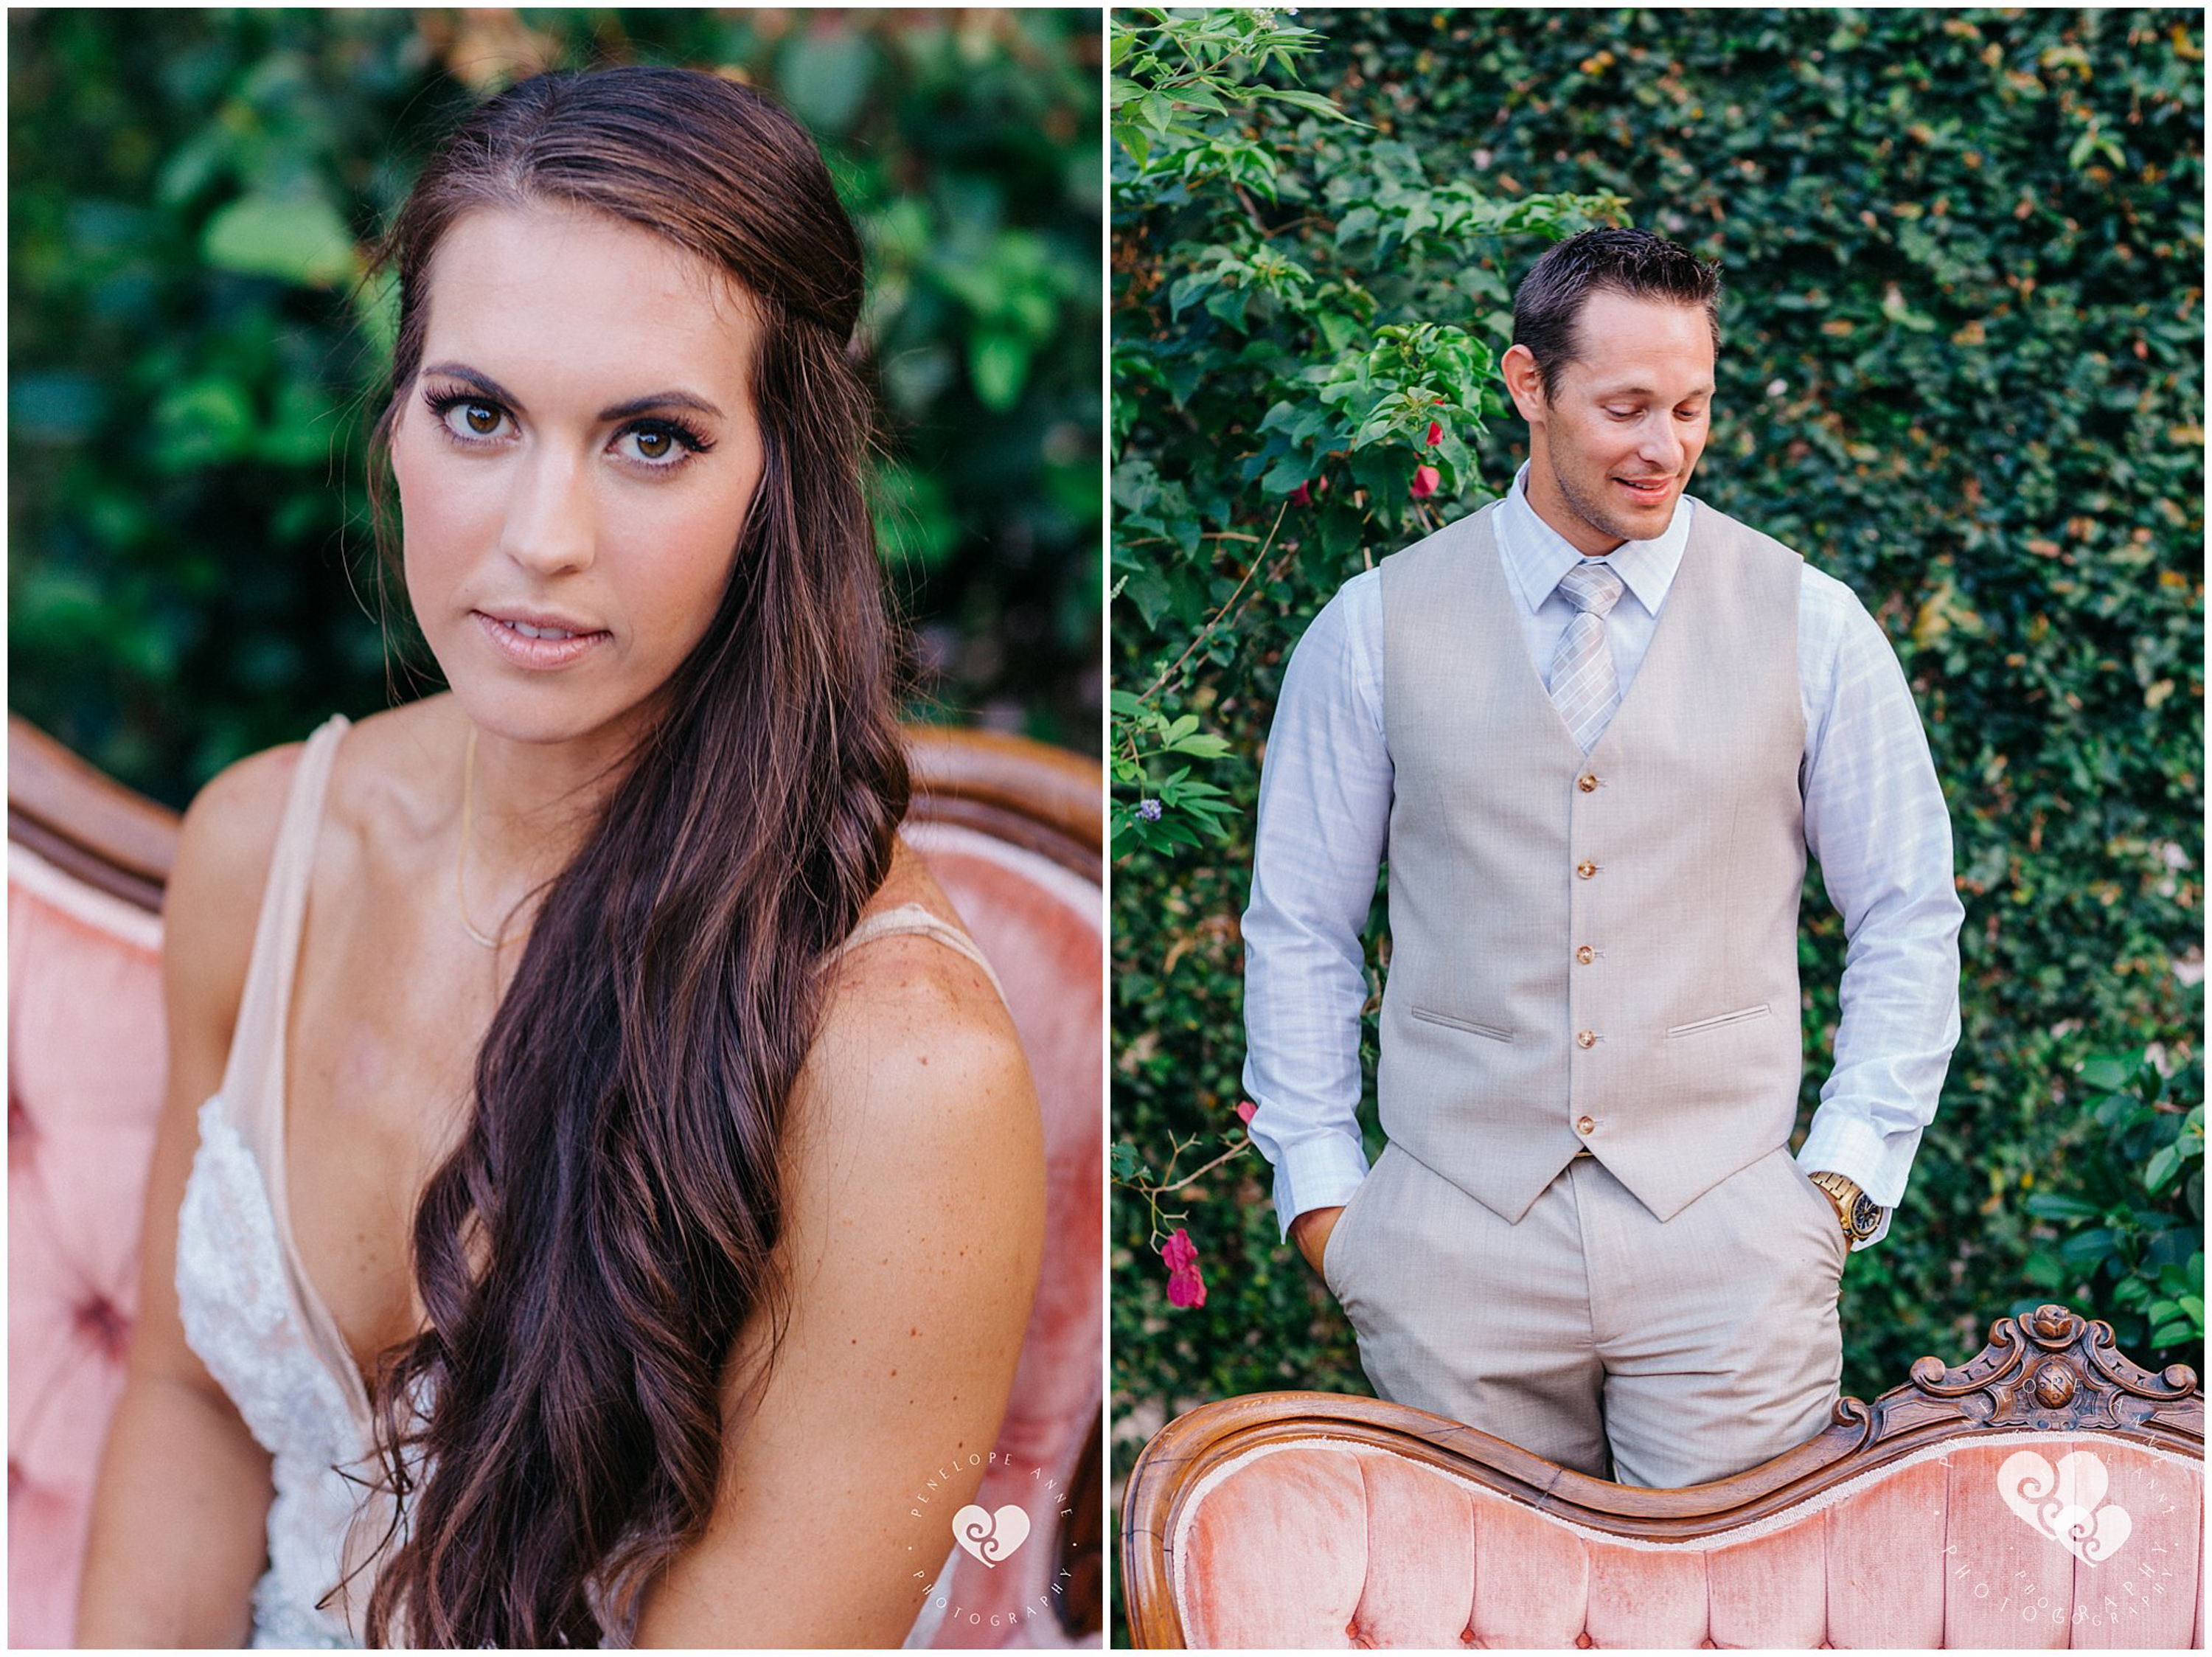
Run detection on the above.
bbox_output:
[1410,1007,1514,1043]
[1665,1002,1772,1040]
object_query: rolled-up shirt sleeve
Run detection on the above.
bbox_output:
[1241,571,1396,1243]
[1795,569,1967,1250]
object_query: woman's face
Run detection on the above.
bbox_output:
[392,202,767,750]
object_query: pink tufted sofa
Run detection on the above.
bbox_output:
[1122,1305,2204,1648]
[8,713,1105,1648]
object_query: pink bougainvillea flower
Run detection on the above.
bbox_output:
[1426,420,1443,446]
[1161,1227,1206,1308]
[1290,480,1312,507]
[1411,464,1440,499]
[1236,1100,1257,1125]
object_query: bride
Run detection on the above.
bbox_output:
[75,64,1044,1648]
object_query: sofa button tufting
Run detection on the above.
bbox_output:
[74,1295,131,1361]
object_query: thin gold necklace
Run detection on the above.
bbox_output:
[455,724,513,951]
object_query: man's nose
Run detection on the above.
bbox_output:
[1637,417,1686,472]
[498,445,597,577]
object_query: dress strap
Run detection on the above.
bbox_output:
[830,900,1008,1006]
[218,715,352,1142]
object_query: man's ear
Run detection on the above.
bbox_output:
[1500,342,1549,425]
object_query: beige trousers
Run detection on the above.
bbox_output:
[1321,1139,1846,1489]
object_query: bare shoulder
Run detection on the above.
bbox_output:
[164,740,307,1012]
[796,837,1034,1149]
[638,842,1044,1642]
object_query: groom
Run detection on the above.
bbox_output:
[1239,229,1964,1488]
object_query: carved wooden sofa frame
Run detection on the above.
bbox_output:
[1121,1305,2205,1648]
[9,711,1105,1647]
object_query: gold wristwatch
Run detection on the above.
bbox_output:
[1808,1170,1884,1248]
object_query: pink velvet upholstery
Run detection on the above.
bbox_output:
[8,845,167,1649]
[1165,1432,2203,1649]
[905,821,1103,1647]
[7,814,1101,1647]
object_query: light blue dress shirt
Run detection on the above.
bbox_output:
[1242,462,1966,1251]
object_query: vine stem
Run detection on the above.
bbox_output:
[1128,1133,1256,1198]
[1135,499,1291,704]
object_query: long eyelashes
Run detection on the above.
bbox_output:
[418,385,717,472]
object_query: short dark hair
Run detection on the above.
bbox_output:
[1511,228,1723,400]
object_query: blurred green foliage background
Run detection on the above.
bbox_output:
[10,7,1102,806]
[1109,6,2202,1582]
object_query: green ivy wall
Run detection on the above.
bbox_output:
[1109,9,2202,1602]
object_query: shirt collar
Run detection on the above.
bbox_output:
[1495,459,1694,619]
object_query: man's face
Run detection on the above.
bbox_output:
[1505,289,1714,556]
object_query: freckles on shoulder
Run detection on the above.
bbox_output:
[786,935,1043,1260]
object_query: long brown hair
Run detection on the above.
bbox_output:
[355,66,908,1645]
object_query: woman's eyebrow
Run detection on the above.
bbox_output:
[600,388,726,422]
[422,361,726,423]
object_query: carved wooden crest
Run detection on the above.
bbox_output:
[1893,1302,2201,1439]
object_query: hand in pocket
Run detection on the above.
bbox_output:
[1292,1205,1344,1279]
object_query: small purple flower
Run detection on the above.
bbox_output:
[1138,798,1164,821]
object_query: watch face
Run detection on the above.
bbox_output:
[1850,1193,1882,1236]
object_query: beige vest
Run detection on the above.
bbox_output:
[1377,497,1806,1226]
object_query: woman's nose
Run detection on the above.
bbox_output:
[497,445,597,577]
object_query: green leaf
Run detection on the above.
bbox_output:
[777,28,876,132]
[201,192,356,288]
[1253,86,1351,119]
[153,377,254,472]
[1166,732,1233,759]
[2079,1054,2138,1092]
[968,330,1032,411]
[2023,1193,2101,1221]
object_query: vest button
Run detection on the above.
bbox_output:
[1578,773,1598,793]
[1576,1115,1595,1134]
[1576,945,1594,965]
[1576,860,1597,879]
[1576,1029,1596,1049]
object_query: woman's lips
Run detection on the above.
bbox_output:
[471,610,610,670]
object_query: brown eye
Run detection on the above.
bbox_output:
[635,429,670,459]
[464,404,499,434]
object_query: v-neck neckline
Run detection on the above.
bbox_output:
[1473,497,1702,761]
[262,714,380,1437]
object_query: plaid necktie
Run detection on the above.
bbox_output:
[1548,560,1626,753]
